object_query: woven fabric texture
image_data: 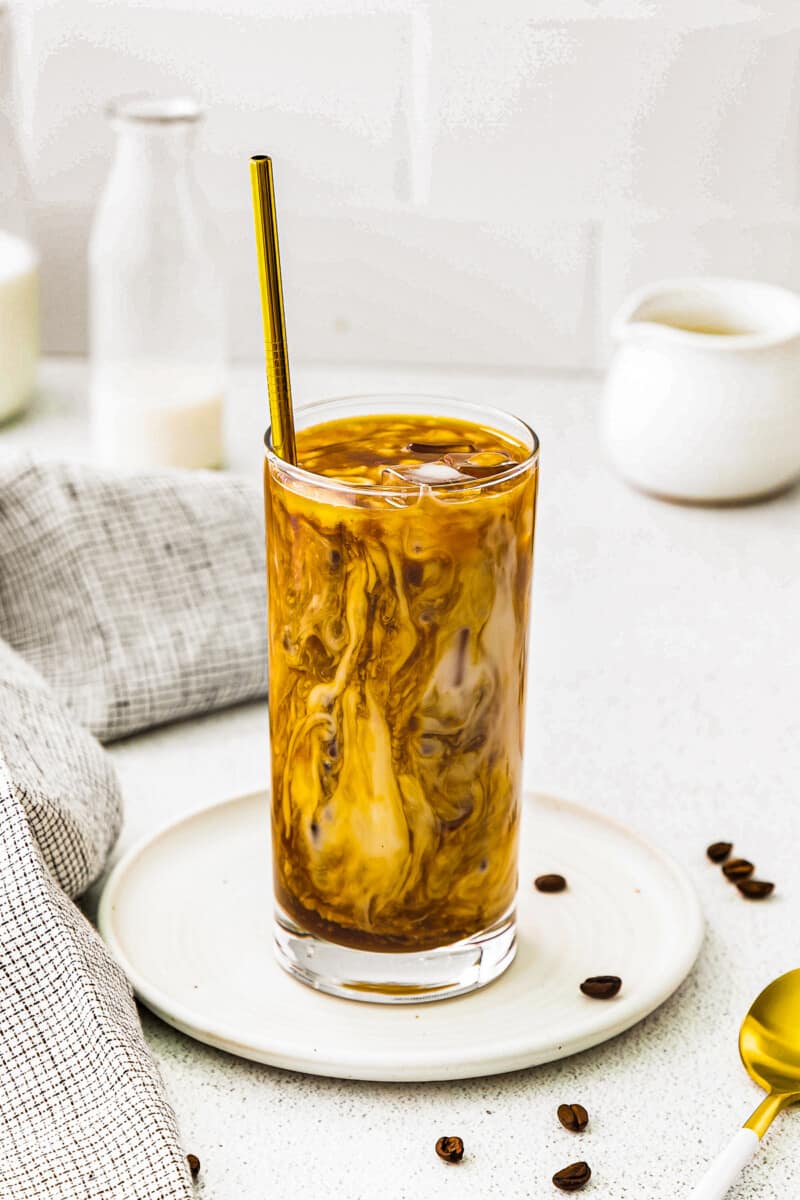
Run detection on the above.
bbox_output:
[0,459,267,1197]
[0,458,267,742]
[0,643,193,1199]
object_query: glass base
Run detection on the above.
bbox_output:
[273,904,517,1004]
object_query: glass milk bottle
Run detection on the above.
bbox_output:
[89,97,226,469]
[0,3,39,424]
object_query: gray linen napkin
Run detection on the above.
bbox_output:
[0,459,267,1199]
[0,459,267,741]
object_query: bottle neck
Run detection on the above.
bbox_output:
[112,121,198,178]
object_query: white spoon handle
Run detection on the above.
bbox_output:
[689,1128,759,1199]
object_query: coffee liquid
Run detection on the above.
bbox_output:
[265,414,537,951]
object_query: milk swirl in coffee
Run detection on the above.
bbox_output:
[265,413,537,952]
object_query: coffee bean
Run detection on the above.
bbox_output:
[557,1103,589,1132]
[435,1136,464,1163]
[737,879,775,900]
[535,874,567,893]
[722,858,754,881]
[186,1154,200,1179]
[706,841,732,863]
[553,1161,591,1191]
[580,975,622,999]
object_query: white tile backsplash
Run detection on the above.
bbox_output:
[428,6,800,219]
[17,1,408,208]
[270,206,596,368]
[7,0,800,366]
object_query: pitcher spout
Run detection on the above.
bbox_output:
[611,277,800,350]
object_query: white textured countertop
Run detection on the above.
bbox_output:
[5,359,800,1199]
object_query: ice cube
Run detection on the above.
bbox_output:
[405,462,470,484]
[381,463,469,486]
[443,450,516,479]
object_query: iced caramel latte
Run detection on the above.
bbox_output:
[264,396,538,1001]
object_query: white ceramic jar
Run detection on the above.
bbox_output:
[602,278,800,503]
[0,230,38,422]
[0,6,39,424]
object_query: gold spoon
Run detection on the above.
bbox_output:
[690,968,800,1197]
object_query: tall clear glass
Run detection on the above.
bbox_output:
[89,97,226,469]
[264,395,539,1002]
[0,2,39,424]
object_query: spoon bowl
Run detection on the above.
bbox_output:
[691,968,800,1198]
[740,968,800,1100]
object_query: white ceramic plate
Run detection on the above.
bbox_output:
[98,792,703,1082]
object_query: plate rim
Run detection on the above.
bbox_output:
[97,791,704,1081]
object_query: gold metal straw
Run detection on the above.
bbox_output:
[250,155,297,465]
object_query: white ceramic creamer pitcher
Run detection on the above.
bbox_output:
[603,278,800,503]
